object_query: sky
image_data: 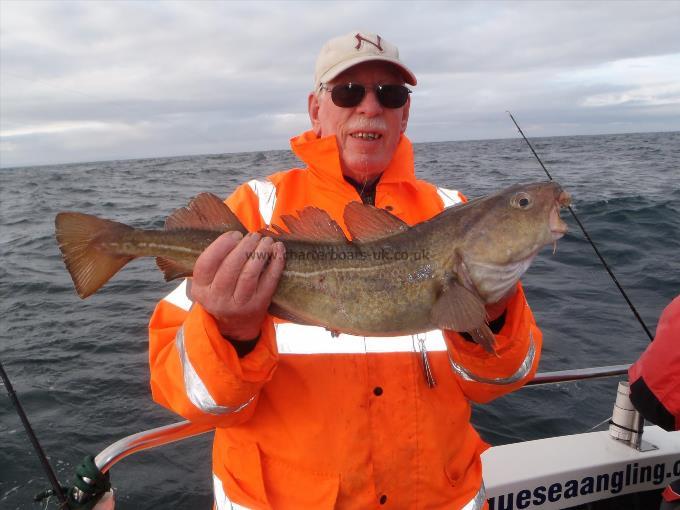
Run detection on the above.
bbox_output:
[1,1,679,168]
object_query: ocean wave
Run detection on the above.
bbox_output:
[2,131,678,508]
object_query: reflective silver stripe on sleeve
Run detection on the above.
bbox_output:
[461,481,486,510]
[163,279,193,312]
[213,474,252,510]
[247,178,277,225]
[437,187,463,208]
[175,326,254,415]
[449,332,536,385]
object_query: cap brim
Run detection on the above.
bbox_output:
[317,55,417,88]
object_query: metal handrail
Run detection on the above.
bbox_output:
[527,364,630,386]
[92,364,632,473]
[95,420,214,473]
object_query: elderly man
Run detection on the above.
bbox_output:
[149,32,542,509]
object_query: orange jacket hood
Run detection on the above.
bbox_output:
[290,129,419,190]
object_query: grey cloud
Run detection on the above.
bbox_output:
[2,1,680,168]
[401,2,680,74]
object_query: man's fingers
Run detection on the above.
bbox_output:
[255,241,286,301]
[232,236,276,304]
[192,231,243,286]
[209,232,263,296]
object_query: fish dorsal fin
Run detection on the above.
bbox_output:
[270,207,348,243]
[343,201,409,242]
[165,193,247,233]
[430,278,497,355]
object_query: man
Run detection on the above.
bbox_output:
[629,295,680,509]
[149,32,542,509]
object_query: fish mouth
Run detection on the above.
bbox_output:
[558,190,571,207]
[550,190,571,240]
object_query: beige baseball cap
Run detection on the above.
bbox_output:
[313,31,417,90]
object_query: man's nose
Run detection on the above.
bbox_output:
[356,87,383,116]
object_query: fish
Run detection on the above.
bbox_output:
[55,181,570,353]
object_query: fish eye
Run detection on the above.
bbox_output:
[511,192,533,209]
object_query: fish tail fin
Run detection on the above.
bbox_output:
[55,212,135,298]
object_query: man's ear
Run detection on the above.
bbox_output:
[400,97,411,133]
[308,92,322,136]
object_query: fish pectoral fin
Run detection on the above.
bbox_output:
[165,193,248,233]
[343,201,409,242]
[430,280,497,355]
[156,257,193,281]
[431,280,487,331]
[268,207,348,243]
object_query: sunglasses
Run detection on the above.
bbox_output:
[320,82,411,109]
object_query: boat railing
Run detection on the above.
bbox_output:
[526,363,629,386]
[95,420,214,474]
[94,364,631,472]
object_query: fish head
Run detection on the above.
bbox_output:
[458,181,571,302]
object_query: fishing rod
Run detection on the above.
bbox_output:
[0,360,68,506]
[507,112,654,342]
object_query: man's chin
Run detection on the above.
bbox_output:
[341,154,391,182]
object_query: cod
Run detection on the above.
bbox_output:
[55,181,570,353]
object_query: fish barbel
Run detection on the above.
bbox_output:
[55,181,570,353]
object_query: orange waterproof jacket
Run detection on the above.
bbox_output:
[149,130,543,510]
[629,295,680,431]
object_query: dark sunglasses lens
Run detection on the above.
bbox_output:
[377,85,410,108]
[331,84,365,107]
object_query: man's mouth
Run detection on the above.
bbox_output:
[350,132,382,140]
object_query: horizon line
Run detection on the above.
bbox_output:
[1,128,678,171]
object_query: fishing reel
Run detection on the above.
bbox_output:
[35,455,111,510]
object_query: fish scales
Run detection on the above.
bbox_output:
[276,237,439,335]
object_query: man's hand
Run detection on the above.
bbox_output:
[190,231,286,341]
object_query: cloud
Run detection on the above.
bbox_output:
[1,1,679,167]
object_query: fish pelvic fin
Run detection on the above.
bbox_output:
[431,278,498,355]
[431,279,487,331]
[55,212,136,299]
[469,325,498,356]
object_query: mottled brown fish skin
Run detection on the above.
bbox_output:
[100,229,220,273]
[272,181,569,338]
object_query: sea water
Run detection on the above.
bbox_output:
[1,131,678,509]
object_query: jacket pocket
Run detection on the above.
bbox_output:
[260,449,340,510]
[444,440,486,489]
[220,442,340,510]
[219,442,271,509]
